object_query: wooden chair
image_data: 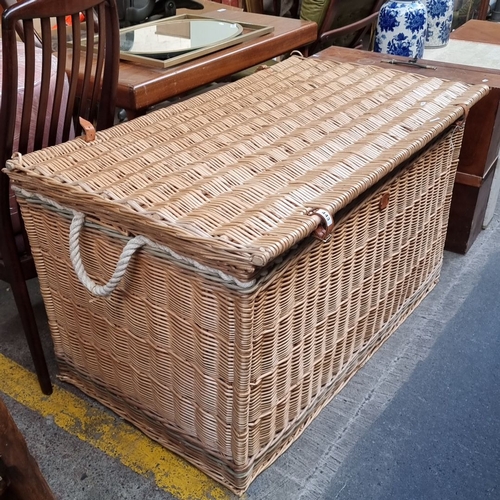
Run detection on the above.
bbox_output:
[244,0,384,55]
[302,0,386,55]
[0,0,120,395]
[454,0,490,27]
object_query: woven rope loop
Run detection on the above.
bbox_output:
[11,187,256,290]
[69,212,148,297]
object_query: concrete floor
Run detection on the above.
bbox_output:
[1,193,499,500]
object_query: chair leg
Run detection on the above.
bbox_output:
[9,277,52,395]
[0,180,52,395]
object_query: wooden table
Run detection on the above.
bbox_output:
[314,22,500,254]
[452,18,500,43]
[428,20,500,252]
[114,10,316,118]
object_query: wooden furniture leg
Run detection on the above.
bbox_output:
[0,397,55,500]
[479,0,490,19]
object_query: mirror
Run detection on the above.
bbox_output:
[120,19,243,57]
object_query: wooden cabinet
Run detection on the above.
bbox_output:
[447,87,500,252]
[314,25,500,253]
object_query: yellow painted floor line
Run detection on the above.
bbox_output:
[0,353,230,500]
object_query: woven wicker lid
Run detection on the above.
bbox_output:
[6,57,487,281]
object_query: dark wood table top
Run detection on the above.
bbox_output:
[114,11,317,116]
[451,19,500,45]
[312,44,500,88]
[313,45,500,180]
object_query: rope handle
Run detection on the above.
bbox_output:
[69,212,148,297]
[66,210,256,295]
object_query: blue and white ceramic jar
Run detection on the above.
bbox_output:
[375,1,427,59]
[425,0,454,47]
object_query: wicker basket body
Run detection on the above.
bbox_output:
[6,58,486,494]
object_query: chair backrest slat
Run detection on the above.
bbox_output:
[48,15,68,146]
[33,17,52,151]
[90,3,106,125]
[79,9,96,125]
[64,15,82,142]
[18,21,34,153]
[98,1,119,130]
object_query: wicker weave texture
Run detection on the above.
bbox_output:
[7,57,486,281]
[15,123,461,493]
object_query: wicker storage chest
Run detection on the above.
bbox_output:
[6,58,486,494]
